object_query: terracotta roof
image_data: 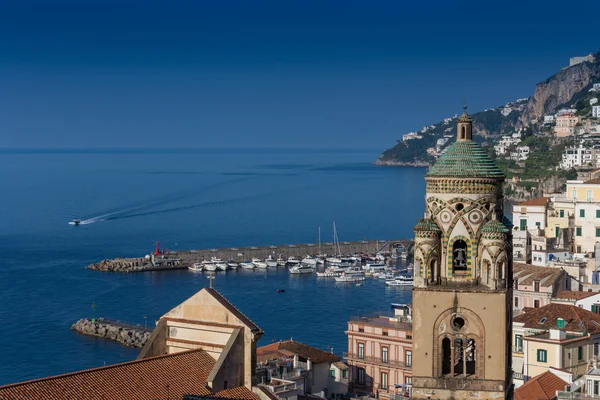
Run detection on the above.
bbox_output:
[514,370,567,400]
[257,340,340,364]
[0,349,219,400]
[333,361,349,370]
[514,263,565,287]
[513,303,600,335]
[555,290,599,300]
[205,288,263,333]
[517,196,550,206]
[585,178,600,184]
[213,387,260,400]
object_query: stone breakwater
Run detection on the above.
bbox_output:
[71,318,151,348]
[87,239,413,273]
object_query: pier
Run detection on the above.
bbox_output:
[71,318,152,348]
[88,239,414,272]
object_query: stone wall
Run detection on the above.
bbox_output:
[71,318,151,348]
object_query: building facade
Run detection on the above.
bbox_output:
[411,107,512,399]
[513,263,567,315]
[345,314,413,399]
[555,113,579,137]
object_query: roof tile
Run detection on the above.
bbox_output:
[514,371,567,400]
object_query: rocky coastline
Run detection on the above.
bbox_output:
[71,318,151,348]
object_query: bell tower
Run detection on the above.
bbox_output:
[411,107,513,399]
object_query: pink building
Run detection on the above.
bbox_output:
[345,309,412,399]
[554,113,579,137]
[513,262,567,315]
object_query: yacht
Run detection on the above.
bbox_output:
[286,257,301,267]
[365,262,386,271]
[385,277,414,286]
[334,268,365,283]
[301,256,318,266]
[265,255,278,267]
[240,261,255,269]
[276,257,287,266]
[202,262,217,272]
[316,257,325,265]
[289,263,314,274]
[252,258,268,269]
[227,260,239,269]
[188,263,204,272]
[326,257,342,264]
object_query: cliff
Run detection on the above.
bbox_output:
[518,53,600,127]
[377,50,600,166]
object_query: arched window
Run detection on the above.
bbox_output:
[453,338,464,376]
[452,240,468,273]
[461,126,466,139]
[466,339,476,376]
[442,338,451,375]
[430,259,436,283]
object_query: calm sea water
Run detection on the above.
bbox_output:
[0,149,425,385]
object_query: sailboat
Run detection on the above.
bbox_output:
[326,222,344,264]
[316,226,325,264]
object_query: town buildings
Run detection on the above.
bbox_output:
[594,105,600,118]
[552,290,600,313]
[561,143,596,169]
[411,107,512,398]
[512,303,600,388]
[513,263,567,315]
[555,113,580,137]
[345,309,413,399]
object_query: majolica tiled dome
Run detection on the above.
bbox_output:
[426,141,505,179]
[413,218,441,232]
[481,219,510,234]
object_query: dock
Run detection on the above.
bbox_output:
[88,239,414,272]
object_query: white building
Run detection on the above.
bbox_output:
[544,115,556,124]
[513,197,549,231]
[591,98,598,106]
[561,143,595,169]
[532,249,571,267]
[593,105,600,118]
[402,132,422,142]
[494,135,521,155]
[510,145,530,161]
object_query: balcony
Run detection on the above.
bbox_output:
[513,372,524,380]
[344,352,412,370]
[513,346,523,354]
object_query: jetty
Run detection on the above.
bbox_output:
[88,239,413,273]
[71,318,152,348]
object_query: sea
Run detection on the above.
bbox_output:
[0,148,426,386]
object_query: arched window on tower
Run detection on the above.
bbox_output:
[452,240,468,274]
[442,337,451,376]
[466,338,476,376]
[430,259,437,283]
[461,126,466,139]
[453,338,464,376]
[496,260,506,288]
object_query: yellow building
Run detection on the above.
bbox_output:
[411,107,512,399]
[512,303,600,387]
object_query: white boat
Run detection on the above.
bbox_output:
[399,252,408,260]
[69,219,81,226]
[330,261,351,268]
[316,257,325,265]
[289,264,314,274]
[302,257,318,266]
[227,261,239,269]
[379,272,395,280]
[335,269,366,283]
[286,257,300,267]
[203,262,217,272]
[252,258,268,269]
[386,277,414,286]
[215,262,228,271]
[188,263,203,272]
[365,262,386,271]
[266,256,278,267]
[276,257,287,266]
[326,257,342,264]
[240,261,255,269]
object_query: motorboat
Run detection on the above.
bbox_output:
[301,256,318,266]
[265,255,278,267]
[227,261,239,269]
[69,219,81,226]
[365,262,386,271]
[385,277,414,286]
[203,262,217,272]
[329,261,351,268]
[215,262,228,271]
[289,264,314,274]
[188,263,203,272]
[326,257,342,264]
[276,257,287,266]
[252,258,268,269]
[286,257,301,267]
[240,261,255,269]
[316,257,325,265]
[334,268,365,283]
[379,272,395,280]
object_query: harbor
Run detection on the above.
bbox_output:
[88,238,414,272]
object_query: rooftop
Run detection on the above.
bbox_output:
[257,340,340,364]
[348,315,413,331]
[517,196,550,207]
[0,349,258,400]
[513,303,600,335]
[514,263,565,287]
[555,290,599,300]
[514,370,568,400]
[426,140,505,179]
[585,177,600,184]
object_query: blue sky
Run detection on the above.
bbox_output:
[1,1,599,149]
